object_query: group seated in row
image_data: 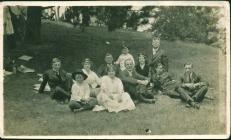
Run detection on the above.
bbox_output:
[39,39,208,112]
[39,57,208,113]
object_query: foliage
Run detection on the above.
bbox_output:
[99,6,131,31]
[151,6,220,43]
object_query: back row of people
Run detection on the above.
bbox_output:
[39,38,208,112]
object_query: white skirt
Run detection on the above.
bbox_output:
[96,92,136,113]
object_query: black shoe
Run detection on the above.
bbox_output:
[133,100,140,105]
[193,103,200,109]
[192,96,197,101]
[185,104,191,108]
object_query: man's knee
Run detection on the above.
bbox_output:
[88,98,98,107]
[69,101,81,109]
[200,85,208,92]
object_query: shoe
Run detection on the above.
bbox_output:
[70,108,74,112]
[133,100,140,105]
[185,104,191,108]
[192,96,197,101]
[151,99,156,104]
[74,107,85,112]
[193,103,200,110]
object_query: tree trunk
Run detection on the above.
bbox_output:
[25,6,42,44]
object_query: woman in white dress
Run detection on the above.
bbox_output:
[82,58,101,97]
[96,65,135,113]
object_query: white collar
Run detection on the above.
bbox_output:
[140,64,145,69]
[153,48,159,52]
[82,69,91,75]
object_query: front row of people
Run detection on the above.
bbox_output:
[39,56,209,113]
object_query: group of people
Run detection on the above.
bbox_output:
[38,36,209,113]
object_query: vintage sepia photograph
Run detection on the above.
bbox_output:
[0,1,230,139]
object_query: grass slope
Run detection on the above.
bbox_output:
[3,20,227,135]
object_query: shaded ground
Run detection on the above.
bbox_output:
[3,20,227,135]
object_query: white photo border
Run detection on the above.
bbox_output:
[0,1,230,139]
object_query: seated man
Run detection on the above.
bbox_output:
[151,63,180,98]
[39,58,72,103]
[119,59,155,103]
[97,53,119,77]
[176,63,209,109]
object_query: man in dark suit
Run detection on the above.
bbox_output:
[176,63,209,109]
[148,36,168,78]
[119,59,155,103]
[39,58,72,103]
[152,63,180,98]
[97,53,119,77]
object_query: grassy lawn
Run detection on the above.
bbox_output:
[3,20,227,135]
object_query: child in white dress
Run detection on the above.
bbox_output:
[115,44,135,71]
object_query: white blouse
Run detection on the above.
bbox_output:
[100,76,124,95]
[71,80,90,101]
[82,69,101,88]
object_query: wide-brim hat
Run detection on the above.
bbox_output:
[72,69,88,80]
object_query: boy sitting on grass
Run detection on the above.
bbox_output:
[176,63,209,109]
[39,58,71,104]
[69,69,98,112]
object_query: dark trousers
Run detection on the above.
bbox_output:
[124,82,155,103]
[50,86,70,101]
[123,82,139,100]
[69,98,98,110]
[177,85,208,103]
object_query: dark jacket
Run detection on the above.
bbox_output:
[148,48,168,74]
[119,69,148,85]
[180,71,201,84]
[97,63,119,77]
[135,64,150,77]
[39,69,71,93]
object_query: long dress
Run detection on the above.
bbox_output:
[97,75,135,113]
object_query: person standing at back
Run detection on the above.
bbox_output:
[115,42,135,71]
[148,33,168,79]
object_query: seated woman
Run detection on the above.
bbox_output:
[69,69,98,112]
[135,53,150,77]
[81,58,101,97]
[39,58,71,103]
[96,65,135,113]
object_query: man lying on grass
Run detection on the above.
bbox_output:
[176,63,209,109]
[39,58,72,104]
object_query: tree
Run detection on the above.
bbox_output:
[106,6,131,31]
[25,6,42,44]
[151,6,220,43]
